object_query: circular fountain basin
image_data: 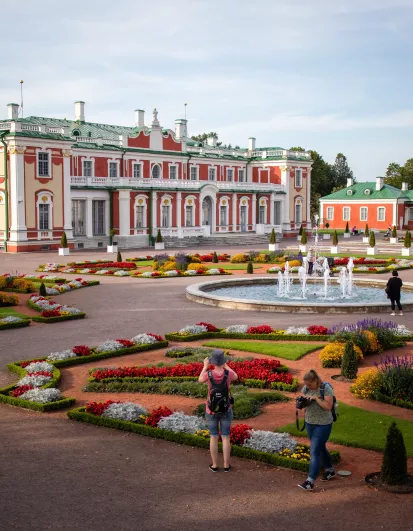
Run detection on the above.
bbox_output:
[186,277,413,314]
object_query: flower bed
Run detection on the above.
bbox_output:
[0,275,36,293]
[68,404,340,473]
[0,316,31,330]
[131,268,231,279]
[28,295,86,323]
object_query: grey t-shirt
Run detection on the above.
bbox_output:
[302,384,334,425]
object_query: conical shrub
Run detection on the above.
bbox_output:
[39,282,47,297]
[332,230,339,246]
[156,229,163,243]
[213,251,218,263]
[116,250,122,262]
[404,230,411,249]
[369,231,376,248]
[341,341,358,379]
[247,261,254,274]
[298,224,303,236]
[60,232,68,248]
[301,230,307,245]
[270,228,276,244]
[391,225,397,238]
[381,421,408,485]
[345,222,349,234]
[365,223,369,237]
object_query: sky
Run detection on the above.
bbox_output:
[1,0,413,181]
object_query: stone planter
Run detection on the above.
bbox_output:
[297,235,302,242]
[322,234,331,240]
[107,244,118,253]
[155,242,165,250]
[330,246,340,254]
[362,237,369,244]
[343,232,351,238]
[401,247,411,256]
[58,247,69,256]
[367,246,376,255]
[269,243,279,251]
[299,244,307,253]
[390,238,398,244]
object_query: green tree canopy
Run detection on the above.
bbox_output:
[289,146,305,152]
[191,132,218,143]
[331,153,354,189]
[384,159,413,189]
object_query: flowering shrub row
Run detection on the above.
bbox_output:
[319,342,364,368]
[29,295,84,319]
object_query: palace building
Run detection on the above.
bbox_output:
[0,101,312,252]
[319,177,413,232]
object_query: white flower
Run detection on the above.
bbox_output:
[24,361,54,373]
[207,268,221,275]
[42,275,60,280]
[68,280,83,288]
[59,306,82,315]
[47,349,77,361]
[79,269,92,274]
[269,266,282,272]
[354,266,369,271]
[243,431,297,453]
[65,268,76,273]
[0,316,24,324]
[17,374,53,387]
[185,270,198,276]
[394,325,412,336]
[225,324,249,333]
[114,270,130,276]
[45,287,60,295]
[19,388,61,403]
[157,412,206,434]
[102,402,147,421]
[285,326,309,335]
[178,325,208,335]
[165,270,178,276]
[141,272,152,277]
[131,333,157,345]
[96,270,109,275]
[95,340,124,353]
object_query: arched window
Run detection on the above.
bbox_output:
[134,196,148,229]
[294,197,303,224]
[152,164,161,179]
[36,192,53,234]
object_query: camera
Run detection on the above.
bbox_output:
[296,396,312,410]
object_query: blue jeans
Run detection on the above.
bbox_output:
[205,409,233,436]
[305,422,333,481]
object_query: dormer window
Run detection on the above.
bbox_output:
[364,189,371,195]
[72,130,80,137]
[347,189,353,195]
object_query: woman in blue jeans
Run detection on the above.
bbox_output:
[298,369,335,491]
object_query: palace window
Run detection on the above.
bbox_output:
[259,205,266,224]
[132,163,142,179]
[38,152,50,177]
[295,169,302,188]
[208,167,216,181]
[238,169,246,182]
[72,200,86,236]
[162,205,170,227]
[169,165,177,179]
[360,207,368,221]
[343,207,350,221]
[92,200,105,235]
[39,204,50,230]
[135,205,144,228]
[377,207,385,221]
[326,207,334,220]
[409,208,413,221]
[109,162,118,178]
[227,169,233,182]
[185,205,194,227]
[83,160,93,177]
[190,166,198,180]
[152,164,161,179]
[220,206,228,226]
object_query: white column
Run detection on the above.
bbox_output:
[152,191,157,237]
[306,168,312,225]
[62,150,73,239]
[270,193,275,226]
[281,167,291,230]
[232,193,237,231]
[252,195,257,231]
[177,192,182,228]
[119,189,131,236]
[8,146,27,241]
[86,197,93,237]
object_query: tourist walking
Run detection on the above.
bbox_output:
[297,369,336,491]
[198,349,238,472]
[386,270,403,316]
[306,249,315,275]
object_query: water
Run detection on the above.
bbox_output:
[210,282,413,305]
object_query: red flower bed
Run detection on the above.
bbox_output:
[10,385,34,397]
[116,339,135,348]
[196,269,206,275]
[145,406,173,427]
[230,424,252,445]
[199,254,213,262]
[218,254,230,261]
[151,272,162,277]
[334,257,389,267]
[41,309,61,317]
[72,345,91,356]
[197,322,219,332]
[148,333,164,342]
[247,325,274,335]
[307,325,329,335]
[20,359,44,368]
[91,358,293,387]
[86,400,118,416]
[27,371,53,377]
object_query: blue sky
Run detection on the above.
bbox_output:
[1,0,413,181]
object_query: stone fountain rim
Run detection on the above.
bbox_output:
[185,276,413,314]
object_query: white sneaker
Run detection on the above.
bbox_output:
[399,312,404,316]
[390,312,395,316]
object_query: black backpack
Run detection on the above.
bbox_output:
[320,382,338,422]
[207,370,230,414]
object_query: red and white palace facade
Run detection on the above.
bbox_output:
[0,102,312,252]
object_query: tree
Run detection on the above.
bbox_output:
[301,230,307,245]
[116,250,122,262]
[191,132,218,143]
[60,232,68,248]
[384,158,413,189]
[381,421,408,485]
[289,146,305,152]
[270,228,276,244]
[365,223,370,237]
[404,230,411,249]
[345,222,349,234]
[213,251,218,263]
[332,230,339,246]
[369,231,376,248]
[247,261,254,274]
[341,341,358,379]
[308,150,335,217]
[331,153,354,189]
[156,229,163,243]
[392,225,397,238]
[39,282,47,297]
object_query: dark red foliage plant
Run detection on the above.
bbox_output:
[196,322,218,332]
[247,325,274,335]
[86,400,117,416]
[229,424,252,445]
[72,345,91,356]
[145,406,173,427]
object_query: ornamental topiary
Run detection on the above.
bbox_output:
[60,232,68,248]
[365,223,369,237]
[213,251,218,263]
[156,229,163,243]
[319,341,363,368]
[391,225,397,238]
[247,261,254,274]
[341,341,358,379]
[270,228,276,244]
[332,230,339,246]
[369,231,376,248]
[404,230,411,249]
[381,421,408,485]
[300,230,307,245]
[109,229,116,246]
[298,224,303,236]
[116,250,122,262]
[39,282,47,297]
[345,222,349,233]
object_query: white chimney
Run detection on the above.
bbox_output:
[174,119,187,139]
[74,101,85,122]
[347,177,353,187]
[206,136,217,147]
[7,103,19,120]
[402,182,408,191]
[376,177,384,191]
[248,137,256,151]
[135,109,145,127]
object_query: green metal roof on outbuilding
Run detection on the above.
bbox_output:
[321,182,409,200]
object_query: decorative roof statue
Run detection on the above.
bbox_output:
[152,108,160,126]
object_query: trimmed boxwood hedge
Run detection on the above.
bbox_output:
[31,313,86,323]
[374,391,413,411]
[67,408,340,472]
[165,331,330,342]
[0,319,31,330]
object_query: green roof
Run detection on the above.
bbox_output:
[321,182,410,200]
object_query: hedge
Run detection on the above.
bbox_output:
[31,313,86,323]
[374,392,413,411]
[0,319,31,330]
[67,408,340,472]
[165,331,330,342]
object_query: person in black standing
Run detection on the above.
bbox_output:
[386,270,403,316]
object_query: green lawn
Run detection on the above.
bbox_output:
[277,402,413,457]
[135,260,154,267]
[202,340,324,361]
[211,264,262,270]
[0,307,32,319]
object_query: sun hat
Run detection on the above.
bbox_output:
[208,349,227,366]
